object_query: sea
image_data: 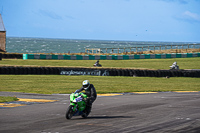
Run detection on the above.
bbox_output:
[5,37,199,54]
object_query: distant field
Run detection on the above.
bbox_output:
[0,75,199,94]
[0,57,200,69]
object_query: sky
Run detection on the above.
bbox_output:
[0,0,200,42]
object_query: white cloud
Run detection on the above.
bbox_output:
[183,11,200,22]
[174,11,200,23]
[39,9,62,20]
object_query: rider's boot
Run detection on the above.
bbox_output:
[85,104,92,115]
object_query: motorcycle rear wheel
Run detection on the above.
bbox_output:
[81,107,91,118]
[81,112,89,118]
[66,105,74,119]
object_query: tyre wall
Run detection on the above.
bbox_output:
[23,53,200,60]
[2,54,23,59]
[0,66,199,77]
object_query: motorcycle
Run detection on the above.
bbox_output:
[66,92,89,119]
[169,62,179,70]
[93,63,102,67]
[93,60,102,67]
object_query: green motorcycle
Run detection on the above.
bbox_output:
[66,92,89,119]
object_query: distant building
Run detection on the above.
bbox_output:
[0,14,6,52]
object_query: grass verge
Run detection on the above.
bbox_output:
[0,75,199,94]
[0,57,200,69]
[0,96,18,103]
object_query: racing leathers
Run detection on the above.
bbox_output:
[75,84,97,114]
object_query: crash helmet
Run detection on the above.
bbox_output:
[82,80,90,90]
[173,62,177,65]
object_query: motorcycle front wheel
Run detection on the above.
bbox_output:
[66,105,74,119]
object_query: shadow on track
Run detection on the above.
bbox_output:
[74,115,133,120]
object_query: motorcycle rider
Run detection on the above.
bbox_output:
[75,80,97,116]
[93,60,102,67]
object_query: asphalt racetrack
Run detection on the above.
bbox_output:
[1,92,200,133]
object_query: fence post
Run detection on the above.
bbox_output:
[118,48,119,54]
[136,47,137,53]
[106,48,107,54]
[199,44,200,51]
[154,46,155,53]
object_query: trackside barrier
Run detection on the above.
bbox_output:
[0,66,199,77]
[23,53,200,60]
[0,53,2,60]
[2,54,23,59]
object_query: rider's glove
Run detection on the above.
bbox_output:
[82,97,87,102]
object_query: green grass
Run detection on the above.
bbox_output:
[0,58,199,94]
[0,96,18,103]
[0,57,200,69]
[0,75,199,94]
